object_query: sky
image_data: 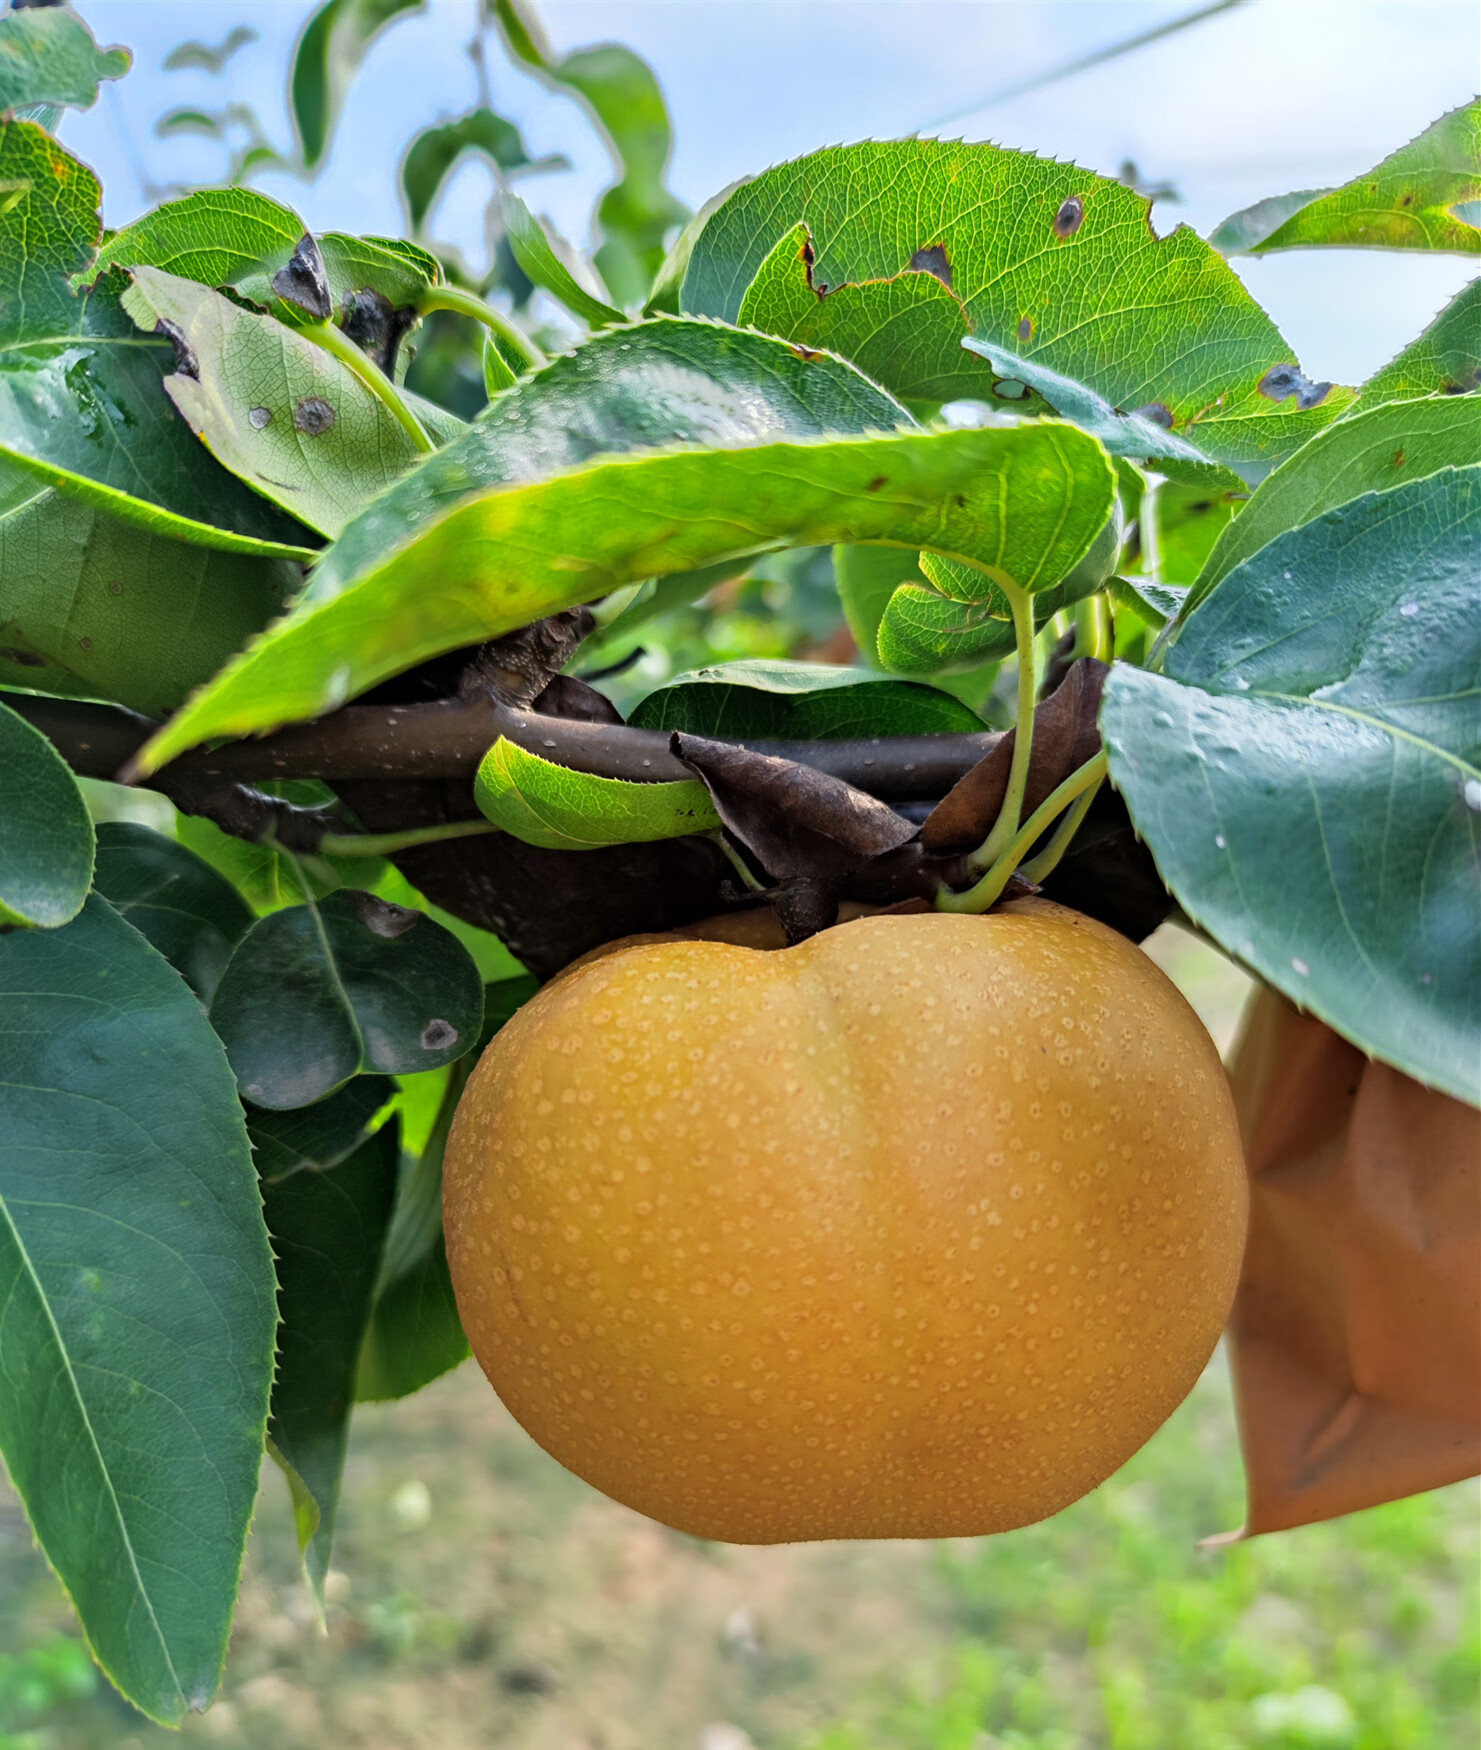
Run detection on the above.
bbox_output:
[58,1,1480,388]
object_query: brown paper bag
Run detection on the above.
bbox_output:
[1221,986,1481,1536]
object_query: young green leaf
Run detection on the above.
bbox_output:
[401,109,564,234]
[253,1084,398,1602]
[120,265,427,538]
[628,659,986,738]
[834,544,929,665]
[0,462,304,715]
[1103,466,1481,1105]
[0,3,130,115]
[492,0,688,305]
[1220,101,1481,256]
[209,889,485,1109]
[877,585,1022,675]
[291,0,425,170]
[1359,278,1481,406]
[134,419,1115,771]
[680,139,1352,473]
[309,315,911,602]
[501,187,625,327]
[0,699,94,928]
[1187,392,1481,610]
[0,126,318,558]
[91,822,253,1001]
[0,896,276,1724]
[475,736,719,849]
[1108,574,1188,631]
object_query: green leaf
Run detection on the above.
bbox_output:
[500,188,624,327]
[291,0,425,171]
[1108,574,1188,631]
[1152,478,1245,585]
[0,126,318,558]
[0,4,129,117]
[254,1085,398,1601]
[1187,392,1481,611]
[0,459,305,715]
[492,0,688,305]
[209,889,485,1109]
[90,188,442,318]
[1359,277,1481,405]
[402,109,563,235]
[1206,188,1333,256]
[629,658,986,738]
[878,584,1022,675]
[584,554,752,652]
[834,544,928,664]
[0,698,94,927]
[474,735,719,849]
[0,895,276,1723]
[1226,102,1481,256]
[135,418,1115,771]
[309,316,911,604]
[90,822,253,1000]
[120,266,427,539]
[681,140,1353,474]
[162,27,256,76]
[1103,467,1481,1105]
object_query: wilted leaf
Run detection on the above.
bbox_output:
[91,822,253,1000]
[1103,466,1481,1104]
[0,896,276,1723]
[0,3,129,117]
[474,736,719,849]
[0,698,94,928]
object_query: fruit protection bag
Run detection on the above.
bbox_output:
[1222,986,1481,1535]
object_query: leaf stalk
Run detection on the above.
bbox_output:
[302,320,434,454]
[415,284,545,372]
[968,576,1038,874]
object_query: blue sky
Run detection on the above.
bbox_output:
[60,2,1479,386]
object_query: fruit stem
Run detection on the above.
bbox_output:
[416,284,546,373]
[315,820,502,858]
[936,749,1109,914]
[1018,764,1107,885]
[709,831,767,894]
[302,320,434,454]
[968,576,1038,874]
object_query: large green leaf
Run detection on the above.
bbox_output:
[492,0,687,305]
[291,0,424,170]
[0,896,277,1723]
[474,736,719,849]
[0,124,318,558]
[253,1084,397,1601]
[402,109,562,234]
[0,3,129,115]
[1219,102,1481,256]
[0,459,304,714]
[120,266,427,539]
[1103,467,1481,1105]
[135,419,1115,770]
[90,187,442,318]
[208,889,485,1109]
[629,658,986,738]
[679,139,1352,474]
[0,698,94,928]
[1187,393,1481,610]
[1359,277,1481,405]
[309,316,911,601]
[91,822,253,1001]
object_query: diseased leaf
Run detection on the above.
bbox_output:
[255,1089,398,1601]
[0,126,318,558]
[1359,277,1481,405]
[120,266,426,539]
[493,0,687,304]
[134,418,1115,771]
[1207,187,1333,256]
[1103,467,1481,1105]
[475,735,719,850]
[629,658,986,738]
[402,106,562,233]
[681,139,1352,474]
[0,896,276,1723]
[291,0,425,170]
[209,888,485,1109]
[1187,392,1481,610]
[501,188,623,327]
[91,822,253,1000]
[1226,102,1481,256]
[0,3,129,116]
[0,698,94,928]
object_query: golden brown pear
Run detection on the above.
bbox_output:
[445,900,1247,1543]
